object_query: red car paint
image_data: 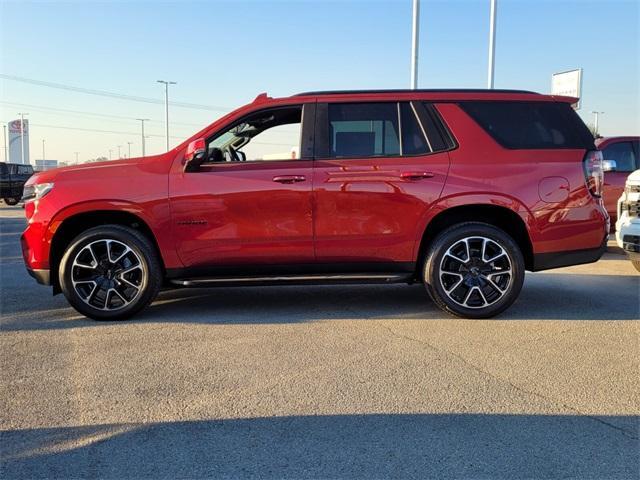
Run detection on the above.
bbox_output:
[21,90,608,287]
[595,136,640,225]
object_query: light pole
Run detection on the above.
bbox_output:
[109,149,113,160]
[136,118,149,157]
[410,0,420,89]
[592,111,604,136]
[74,151,79,163]
[117,145,122,159]
[487,0,497,89]
[157,80,176,151]
[42,139,45,161]
[3,125,7,162]
[127,141,133,159]
[17,112,28,164]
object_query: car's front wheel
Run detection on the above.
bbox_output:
[59,225,161,320]
[423,222,525,318]
[3,197,19,205]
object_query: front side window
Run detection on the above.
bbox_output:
[602,141,637,172]
[205,106,302,163]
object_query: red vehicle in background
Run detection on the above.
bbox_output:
[20,89,609,321]
[596,136,640,225]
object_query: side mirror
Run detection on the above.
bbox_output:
[602,159,617,172]
[183,138,206,172]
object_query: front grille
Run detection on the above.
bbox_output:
[622,235,640,253]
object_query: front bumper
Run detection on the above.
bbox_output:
[26,267,51,285]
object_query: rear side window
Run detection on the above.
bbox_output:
[460,101,595,149]
[602,141,637,172]
[328,103,400,157]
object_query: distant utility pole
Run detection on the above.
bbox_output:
[136,118,149,157]
[17,112,28,164]
[42,139,45,161]
[74,151,79,163]
[109,149,113,160]
[410,0,420,89]
[487,0,497,89]
[127,141,133,159]
[117,145,122,159]
[592,111,604,136]
[3,125,7,162]
[157,80,176,152]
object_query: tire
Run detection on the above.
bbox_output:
[58,225,162,320]
[423,222,525,319]
[633,260,640,273]
[4,197,19,206]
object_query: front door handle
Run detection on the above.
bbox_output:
[400,171,435,180]
[273,175,306,184]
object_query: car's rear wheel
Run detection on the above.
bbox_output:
[59,225,161,320]
[3,197,19,205]
[423,222,525,318]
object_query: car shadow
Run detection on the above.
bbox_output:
[1,413,638,479]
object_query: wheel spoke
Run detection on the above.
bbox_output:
[441,272,464,293]
[109,288,130,306]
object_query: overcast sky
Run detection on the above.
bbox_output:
[1,0,638,163]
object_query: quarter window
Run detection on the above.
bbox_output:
[400,103,431,155]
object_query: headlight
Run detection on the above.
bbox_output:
[22,183,54,202]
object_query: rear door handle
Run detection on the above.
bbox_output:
[272,175,306,184]
[400,171,435,180]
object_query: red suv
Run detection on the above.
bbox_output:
[21,89,608,320]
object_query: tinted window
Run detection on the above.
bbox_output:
[460,102,595,149]
[328,103,399,158]
[400,103,430,155]
[602,141,637,172]
[17,165,33,174]
[0,164,7,175]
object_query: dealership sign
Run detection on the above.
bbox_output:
[551,68,582,110]
[8,119,30,164]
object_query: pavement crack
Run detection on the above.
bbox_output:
[378,322,639,440]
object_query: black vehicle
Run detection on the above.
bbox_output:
[0,163,34,205]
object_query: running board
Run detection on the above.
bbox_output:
[169,272,414,288]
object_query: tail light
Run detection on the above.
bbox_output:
[583,150,604,197]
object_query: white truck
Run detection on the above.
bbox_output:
[616,169,640,272]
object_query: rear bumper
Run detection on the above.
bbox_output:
[531,234,608,271]
[26,267,51,285]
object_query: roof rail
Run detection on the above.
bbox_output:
[293,88,539,97]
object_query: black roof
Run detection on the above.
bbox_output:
[294,89,539,97]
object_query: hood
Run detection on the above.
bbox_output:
[26,154,166,185]
[626,169,640,185]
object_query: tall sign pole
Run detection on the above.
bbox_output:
[410,0,420,89]
[487,0,497,89]
[17,112,28,164]
[2,125,6,162]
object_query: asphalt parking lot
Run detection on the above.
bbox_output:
[0,205,638,479]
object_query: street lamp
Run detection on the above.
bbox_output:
[127,141,133,159]
[74,152,79,163]
[136,118,149,157]
[42,139,45,162]
[109,149,113,160]
[117,145,122,159]
[157,80,176,151]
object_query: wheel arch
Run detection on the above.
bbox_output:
[49,209,165,294]
[416,202,535,272]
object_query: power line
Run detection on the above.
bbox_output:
[0,101,208,128]
[0,74,230,111]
